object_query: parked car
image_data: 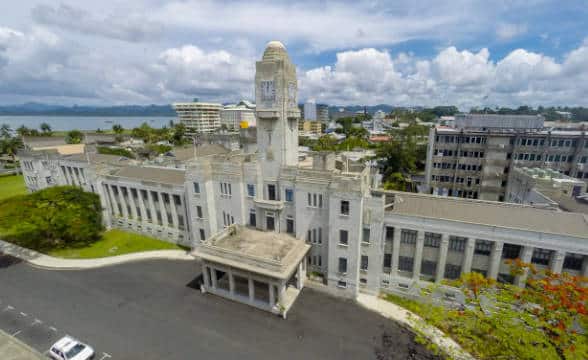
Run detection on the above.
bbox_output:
[48,336,95,360]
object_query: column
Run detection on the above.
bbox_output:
[412,231,425,280]
[269,283,275,308]
[296,262,304,289]
[107,184,120,217]
[462,238,476,274]
[169,194,179,229]
[202,264,210,289]
[550,251,565,274]
[390,227,401,277]
[68,167,77,185]
[488,241,503,279]
[137,189,149,223]
[117,186,129,219]
[147,190,157,225]
[210,267,218,289]
[435,234,449,283]
[248,278,255,302]
[228,269,235,296]
[158,192,170,227]
[515,246,534,287]
[127,188,138,220]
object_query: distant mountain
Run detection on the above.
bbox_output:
[328,104,396,116]
[0,103,176,116]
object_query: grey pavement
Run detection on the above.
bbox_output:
[0,329,43,360]
[0,253,439,360]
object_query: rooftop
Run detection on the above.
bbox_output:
[386,191,588,239]
[108,166,186,185]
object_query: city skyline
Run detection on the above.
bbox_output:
[1,1,588,108]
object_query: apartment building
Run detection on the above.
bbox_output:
[173,101,223,134]
[425,114,588,201]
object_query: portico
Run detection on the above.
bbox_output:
[193,225,310,318]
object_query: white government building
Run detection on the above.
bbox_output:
[20,41,588,317]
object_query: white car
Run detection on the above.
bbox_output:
[48,336,95,360]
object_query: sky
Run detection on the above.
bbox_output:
[1,0,587,109]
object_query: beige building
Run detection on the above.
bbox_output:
[173,101,223,134]
[298,120,322,135]
[221,101,256,130]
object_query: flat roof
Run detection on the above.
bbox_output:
[109,166,185,185]
[387,192,588,238]
[193,226,310,279]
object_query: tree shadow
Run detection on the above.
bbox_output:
[0,253,23,268]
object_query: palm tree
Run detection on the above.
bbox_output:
[112,124,124,134]
[16,125,30,137]
[40,122,53,135]
[0,124,11,139]
[2,137,23,163]
[65,130,84,144]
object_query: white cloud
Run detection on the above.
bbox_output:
[496,23,528,41]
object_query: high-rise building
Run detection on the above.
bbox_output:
[304,100,317,121]
[221,100,256,130]
[424,114,588,201]
[173,101,223,135]
[316,103,329,123]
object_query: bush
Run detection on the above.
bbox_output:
[97,146,135,159]
[0,186,103,251]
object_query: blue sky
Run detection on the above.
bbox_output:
[1,0,587,109]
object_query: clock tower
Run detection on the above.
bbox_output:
[255,41,300,178]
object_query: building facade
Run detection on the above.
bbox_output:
[221,101,256,130]
[424,114,588,201]
[316,103,329,123]
[173,101,223,134]
[20,42,588,307]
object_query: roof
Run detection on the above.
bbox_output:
[23,136,66,148]
[262,40,289,61]
[169,144,231,161]
[63,153,133,166]
[109,166,185,185]
[387,192,588,238]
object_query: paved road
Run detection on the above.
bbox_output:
[0,253,438,360]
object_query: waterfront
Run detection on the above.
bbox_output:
[0,116,174,131]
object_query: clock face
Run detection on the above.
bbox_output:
[260,80,275,103]
[288,82,296,107]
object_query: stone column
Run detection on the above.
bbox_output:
[228,269,235,296]
[158,192,170,228]
[462,238,476,274]
[248,278,255,302]
[68,167,77,186]
[550,251,565,274]
[202,264,210,289]
[127,187,138,220]
[435,234,449,283]
[107,184,120,217]
[296,262,304,289]
[169,194,179,229]
[137,189,149,223]
[391,227,401,277]
[488,241,503,279]
[117,186,129,219]
[210,267,218,289]
[515,246,534,287]
[147,190,157,225]
[269,283,275,308]
[412,231,425,280]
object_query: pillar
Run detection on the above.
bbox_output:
[107,184,120,217]
[127,187,138,220]
[515,246,534,287]
[412,231,425,280]
[210,267,218,289]
[462,238,476,274]
[248,278,255,302]
[68,167,77,186]
[269,283,275,307]
[228,269,235,296]
[202,264,210,288]
[488,241,503,279]
[435,234,449,283]
[147,190,157,225]
[390,227,401,277]
[137,189,149,223]
[550,251,565,274]
[296,262,304,289]
[158,192,169,227]
[117,186,129,219]
[169,194,179,229]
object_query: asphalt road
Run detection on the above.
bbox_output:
[0,253,438,360]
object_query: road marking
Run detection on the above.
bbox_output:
[3,305,14,311]
[99,352,112,360]
[19,312,27,317]
[31,318,42,326]
[12,330,22,337]
[49,326,58,332]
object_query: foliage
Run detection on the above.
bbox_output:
[112,124,124,134]
[0,174,27,201]
[96,146,135,159]
[469,105,588,122]
[147,144,173,155]
[0,137,22,161]
[65,129,84,144]
[0,186,103,251]
[49,229,183,259]
[386,266,588,360]
[40,122,53,135]
[382,173,411,191]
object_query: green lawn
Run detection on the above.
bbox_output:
[0,174,26,201]
[49,229,184,259]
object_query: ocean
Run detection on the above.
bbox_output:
[0,116,175,131]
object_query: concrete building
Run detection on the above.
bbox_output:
[316,104,329,123]
[173,101,223,134]
[19,42,588,313]
[298,120,323,135]
[221,101,256,130]
[304,100,317,121]
[424,114,588,201]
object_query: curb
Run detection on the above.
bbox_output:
[0,328,44,359]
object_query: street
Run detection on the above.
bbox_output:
[0,254,437,360]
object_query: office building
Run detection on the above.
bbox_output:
[221,101,256,130]
[316,104,329,123]
[173,101,223,134]
[304,100,317,121]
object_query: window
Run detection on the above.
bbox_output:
[474,240,493,256]
[563,253,584,271]
[339,230,349,246]
[268,184,276,200]
[444,264,461,279]
[338,257,348,273]
[502,244,521,259]
[193,182,200,193]
[421,260,437,276]
[286,217,294,234]
[247,184,255,197]
[383,254,392,269]
[266,212,275,231]
[401,230,417,245]
[360,255,369,271]
[199,229,206,241]
[531,248,552,266]
[362,227,370,244]
[285,189,294,202]
[448,236,467,252]
[399,256,414,272]
[337,280,347,288]
[249,209,256,227]
[424,232,441,248]
[220,182,232,195]
[340,200,350,215]
[196,206,203,219]
[360,278,367,285]
[308,193,323,208]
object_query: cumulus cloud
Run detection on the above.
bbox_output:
[31,4,162,42]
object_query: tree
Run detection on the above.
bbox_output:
[40,122,53,136]
[65,129,84,144]
[1,137,23,162]
[313,135,338,151]
[0,124,11,139]
[170,123,187,146]
[112,124,124,134]
[16,125,31,137]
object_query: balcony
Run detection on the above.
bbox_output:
[254,198,284,211]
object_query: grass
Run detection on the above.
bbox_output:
[48,229,184,259]
[0,174,27,201]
